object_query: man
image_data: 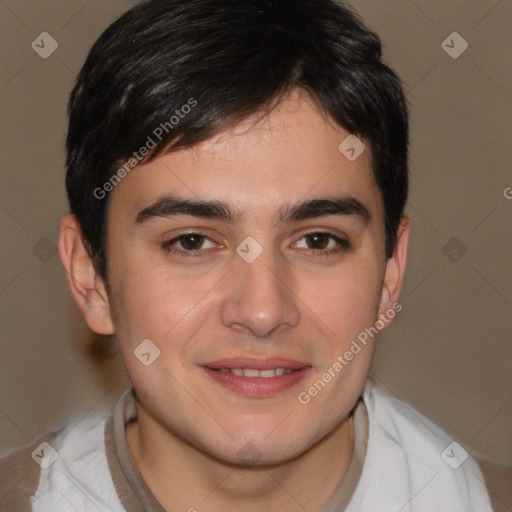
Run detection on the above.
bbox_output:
[0,0,495,510]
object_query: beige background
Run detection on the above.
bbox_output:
[0,0,511,502]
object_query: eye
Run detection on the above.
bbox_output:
[162,233,218,257]
[161,231,350,259]
[294,232,350,256]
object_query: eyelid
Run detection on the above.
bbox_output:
[161,229,351,259]
[162,228,238,261]
[162,232,219,250]
[292,231,351,253]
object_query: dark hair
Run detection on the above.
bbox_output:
[66,0,409,283]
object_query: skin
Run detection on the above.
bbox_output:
[59,89,410,512]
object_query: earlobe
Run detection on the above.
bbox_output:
[378,217,411,321]
[58,214,114,335]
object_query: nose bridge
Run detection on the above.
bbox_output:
[220,240,300,337]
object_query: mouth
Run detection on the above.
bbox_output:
[213,367,295,377]
[200,357,312,397]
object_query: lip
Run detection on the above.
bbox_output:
[200,357,312,397]
[203,357,309,371]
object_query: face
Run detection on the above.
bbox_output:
[83,91,407,465]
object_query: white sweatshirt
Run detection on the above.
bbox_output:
[0,377,494,511]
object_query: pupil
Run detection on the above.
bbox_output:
[307,233,328,250]
[182,234,202,250]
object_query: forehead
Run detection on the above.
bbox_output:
[109,92,382,224]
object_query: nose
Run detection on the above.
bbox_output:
[219,245,300,338]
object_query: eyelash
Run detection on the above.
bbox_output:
[161,232,351,258]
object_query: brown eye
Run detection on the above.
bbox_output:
[304,233,331,250]
[178,233,208,251]
[162,232,217,257]
[294,232,350,257]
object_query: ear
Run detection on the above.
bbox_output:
[377,216,411,329]
[58,214,114,335]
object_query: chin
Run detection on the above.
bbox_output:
[198,430,310,468]
[212,446,304,468]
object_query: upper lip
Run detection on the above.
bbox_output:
[203,357,310,371]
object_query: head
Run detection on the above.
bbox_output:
[60,0,410,466]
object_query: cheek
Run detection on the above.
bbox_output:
[110,260,218,348]
[114,271,173,338]
[298,260,382,342]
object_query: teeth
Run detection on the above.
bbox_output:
[243,368,260,377]
[218,367,294,377]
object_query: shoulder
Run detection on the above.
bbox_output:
[1,411,124,512]
[349,377,495,511]
[0,432,57,512]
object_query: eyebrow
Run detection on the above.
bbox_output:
[135,195,371,226]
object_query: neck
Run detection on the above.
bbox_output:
[126,405,355,512]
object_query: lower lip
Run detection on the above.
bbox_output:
[200,366,312,397]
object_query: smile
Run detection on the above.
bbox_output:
[217,368,294,377]
[200,358,312,397]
